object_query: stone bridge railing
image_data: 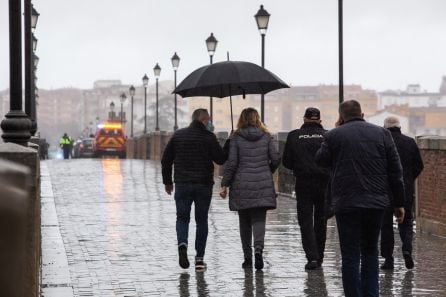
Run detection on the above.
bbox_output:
[417,136,446,237]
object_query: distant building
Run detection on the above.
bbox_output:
[93,80,123,89]
[366,110,410,134]
[378,78,446,109]
[187,84,378,132]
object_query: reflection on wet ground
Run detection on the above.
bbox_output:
[44,159,446,296]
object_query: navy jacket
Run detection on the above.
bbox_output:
[282,122,329,182]
[161,120,228,185]
[387,127,424,206]
[315,118,405,214]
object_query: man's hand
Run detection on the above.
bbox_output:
[394,207,405,224]
[165,184,173,195]
[219,186,228,199]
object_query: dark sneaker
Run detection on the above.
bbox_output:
[242,258,253,269]
[255,252,264,270]
[380,258,394,270]
[178,245,190,269]
[403,252,414,269]
[195,260,207,272]
[305,260,319,270]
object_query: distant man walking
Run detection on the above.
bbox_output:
[282,107,329,270]
[59,133,72,159]
[380,116,424,270]
[315,100,405,297]
[161,108,228,271]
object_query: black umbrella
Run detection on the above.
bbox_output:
[173,61,289,130]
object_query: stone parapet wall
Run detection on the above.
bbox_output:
[417,136,446,237]
[127,132,172,160]
[0,143,40,297]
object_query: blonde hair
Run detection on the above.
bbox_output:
[236,108,269,134]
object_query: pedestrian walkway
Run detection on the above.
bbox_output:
[42,159,446,297]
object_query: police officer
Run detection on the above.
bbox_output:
[282,107,329,270]
[59,133,72,159]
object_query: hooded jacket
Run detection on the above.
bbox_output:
[315,118,405,214]
[221,127,281,211]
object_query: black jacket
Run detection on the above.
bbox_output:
[387,127,424,205]
[161,121,228,185]
[282,122,329,182]
[315,118,405,213]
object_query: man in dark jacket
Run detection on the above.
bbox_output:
[161,108,228,271]
[315,100,405,297]
[282,107,329,270]
[380,116,424,270]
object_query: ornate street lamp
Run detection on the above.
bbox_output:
[142,74,149,134]
[254,4,270,122]
[129,85,135,137]
[171,52,180,130]
[153,63,161,131]
[32,34,37,51]
[110,101,115,121]
[119,92,127,126]
[34,54,39,68]
[31,5,39,29]
[206,33,218,125]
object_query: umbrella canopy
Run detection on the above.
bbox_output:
[173,61,289,98]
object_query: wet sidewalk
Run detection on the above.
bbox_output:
[42,159,446,297]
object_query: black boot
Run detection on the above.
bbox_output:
[380,257,394,270]
[403,252,414,269]
[178,244,190,269]
[242,258,253,269]
[254,249,264,270]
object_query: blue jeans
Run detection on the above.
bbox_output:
[336,209,384,297]
[175,183,213,258]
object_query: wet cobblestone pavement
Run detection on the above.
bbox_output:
[43,159,446,297]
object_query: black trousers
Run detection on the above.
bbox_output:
[380,200,414,259]
[295,180,328,262]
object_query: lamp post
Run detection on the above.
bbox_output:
[338,0,344,104]
[153,63,161,131]
[119,92,127,126]
[254,4,270,123]
[1,0,32,145]
[109,101,115,121]
[142,74,149,134]
[129,85,135,137]
[206,33,218,125]
[171,52,180,131]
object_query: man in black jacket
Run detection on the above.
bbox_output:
[282,107,329,270]
[380,116,424,270]
[161,108,228,271]
[315,100,405,297]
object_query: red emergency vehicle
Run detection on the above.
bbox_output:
[93,123,126,158]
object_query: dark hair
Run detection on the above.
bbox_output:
[339,100,362,121]
[191,108,209,121]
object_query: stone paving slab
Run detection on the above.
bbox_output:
[41,163,74,297]
[42,159,446,297]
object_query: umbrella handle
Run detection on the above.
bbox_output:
[230,95,234,132]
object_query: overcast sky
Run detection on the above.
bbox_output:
[1,0,446,92]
